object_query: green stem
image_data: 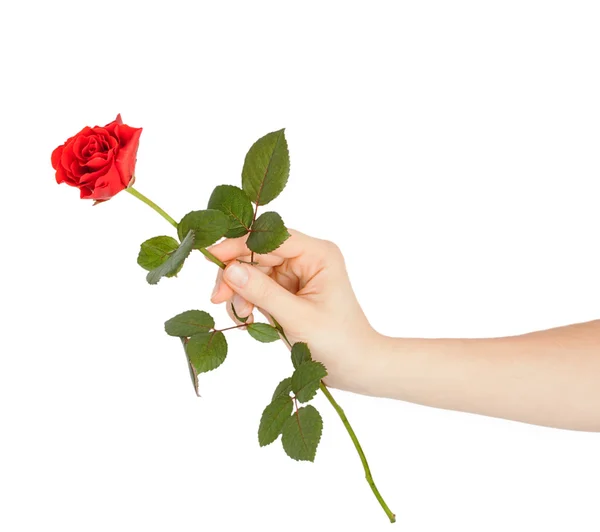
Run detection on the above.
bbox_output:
[319,382,396,524]
[127,182,394,520]
[125,185,226,269]
[126,186,178,228]
[274,317,396,523]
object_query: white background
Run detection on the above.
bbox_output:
[1,1,599,531]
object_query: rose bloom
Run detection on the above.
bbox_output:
[51,114,142,201]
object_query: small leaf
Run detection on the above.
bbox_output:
[272,377,293,401]
[146,230,195,285]
[178,209,230,249]
[291,360,327,403]
[281,405,323,462]
[137,236,182,277]
[247,212,290,254]
[242,128,290,206]
[207,185,254,238]
[258,396,293,447]
[247,323,280,343]
[231,302,249,323]
[185,331,228,374]
[165,310,215,337]
[291,342,311,369]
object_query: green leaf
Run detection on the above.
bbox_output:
[177,209,230,249]
[185,331,228,374]
[137,236,182,277]
[165,310,215,337]
[291,360,327,403]
[231,302,249,323]
[258,396,293,447]
[272,377,293,401]
[291,342,311,369]
[207,185,254,238]
[146,230,195,285]
[242,129,290,206]
[281,405,323,462]
[246,212,290,254]
[247,323,280,343]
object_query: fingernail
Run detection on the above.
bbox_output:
[224,263,248,287]
[232,294,249,316]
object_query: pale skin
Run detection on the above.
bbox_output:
[207,229,600,433]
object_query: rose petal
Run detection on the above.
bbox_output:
[88,161,127,200]
[113,125,142,186]
[51,145,64,171]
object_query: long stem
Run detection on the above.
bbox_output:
[319,383,396,523]
[276,321,396,523]
[133,187,395,521]
[125,185,226,269]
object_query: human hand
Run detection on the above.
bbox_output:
[207,229,381,392]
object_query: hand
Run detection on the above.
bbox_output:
[207,229,380,392]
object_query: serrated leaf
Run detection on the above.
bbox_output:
[247,323,280,343]
[137,236,182,277]
[146,230,195,285]
[291,360,327,403]
[178,209,230,249]
[242,129,290,206]
[185,331,227,374]
[272,377,293,401]
[258,396,293,447]
[165,310,215,337]
[291,342,311,369]
[247,212,290,254]
[207,185,253,238]
[281,405,323,462]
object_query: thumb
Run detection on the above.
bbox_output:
[222,262,309,326]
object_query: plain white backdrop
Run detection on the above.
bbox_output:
[1,1,599,530]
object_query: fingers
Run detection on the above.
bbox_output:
[221,261,311,328]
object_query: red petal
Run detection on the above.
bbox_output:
[51,144,64,170]
[113,125,142,186]
[87,161,127,200]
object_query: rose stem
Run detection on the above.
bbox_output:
[125,185,226,269]
[139,192,396,522]
[276,326,396,523]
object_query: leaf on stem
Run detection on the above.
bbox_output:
[185,331,228,374]
[271,377,293,401]
[258,396,293,447]
[242,129,290,206]
[207,185,254,238]
[137,236,182,277]
[247,212,290,254]
[291,342,311,369]
[146,230,195,285]
[247,323,280,343]
[178,209,230,249]
[291,360,327,403]
[281,405,323,462]
[180,337,200,397]
[164,310,215,337]
[231,302,249,323]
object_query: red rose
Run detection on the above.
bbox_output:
[51,114,142,201]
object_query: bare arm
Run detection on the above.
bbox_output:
[357,320,600,431]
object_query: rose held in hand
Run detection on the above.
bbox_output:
[51,114,142,201]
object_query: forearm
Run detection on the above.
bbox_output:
[352,320,600,431]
